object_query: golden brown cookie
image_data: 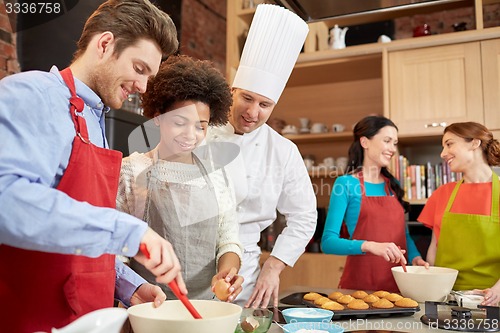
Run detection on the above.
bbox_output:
[321,300,345,311]
[384,293,404,302]
[351,290,369,299]
[395,297,419,308]
[327,291,344,301]
[372,290,390,298]
[303,292,323,301]
[362,294,380,304]
[337,295,355,304]
[314,296,331,306]
[372,298,395,309]
[347,299,369,310]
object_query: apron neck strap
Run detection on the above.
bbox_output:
[60,67,90,143]
[358,171,392,196]
[444,173,500,219]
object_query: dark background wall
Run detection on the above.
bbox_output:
[15,0,182,72]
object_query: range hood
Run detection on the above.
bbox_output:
[273,0,473,23]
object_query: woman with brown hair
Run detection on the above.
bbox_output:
[419,122,500,306]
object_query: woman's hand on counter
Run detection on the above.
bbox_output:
[480,279,500,306]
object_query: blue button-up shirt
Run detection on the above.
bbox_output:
[0,66,148,305]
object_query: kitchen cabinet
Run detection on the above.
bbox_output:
[260,251,346,291]
[227,1,500,212]
[482,38,500,130]
[387,42,484,136]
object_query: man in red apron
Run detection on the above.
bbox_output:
[0,1,185,332]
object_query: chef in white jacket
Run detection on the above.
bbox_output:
[206,4,317,308]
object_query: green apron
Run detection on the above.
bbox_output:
[435,173,500,290]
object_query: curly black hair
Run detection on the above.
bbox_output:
[141,55,232,126]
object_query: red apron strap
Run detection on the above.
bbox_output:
[60,68,90,143]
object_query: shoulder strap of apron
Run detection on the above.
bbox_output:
[59,68,90,144]
[444,175,499,221]
[491,173,499,222]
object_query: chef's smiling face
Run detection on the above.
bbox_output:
[155,100,210,163]
[92,36,162,109]
[229,88,275,135]
[441,132,477,172]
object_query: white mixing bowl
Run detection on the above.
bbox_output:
[392,266,458,302]
[127,300,242,333]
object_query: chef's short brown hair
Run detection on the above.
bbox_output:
[141,55,232,126]
[73,0,178,60]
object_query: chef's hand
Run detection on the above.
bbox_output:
[480,279,500,306]
[245,256,285,309]
[130,283,166,308]
[411,256,430,268]
[134,228,187,295]
[362,241,407,265]
[211,267,244,302]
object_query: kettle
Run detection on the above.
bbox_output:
[36,308,128,333]
[329,24,348,49]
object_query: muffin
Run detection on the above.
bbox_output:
[351,290,369,299]
[337,295,355,304]
[314,296,332,306]
[347,299,369,310]
[303,292,323,301]
[385,293,404,302]
[328,291,344,301]
[321,300,345,311]
[395,297,419,308]
[372,298,395,309]
[372,290,390,298]
[362,294,380,304]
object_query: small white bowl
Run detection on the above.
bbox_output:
[281,307,333,324]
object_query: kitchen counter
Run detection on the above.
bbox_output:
[269,287,465,333]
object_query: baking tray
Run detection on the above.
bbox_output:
[280,292,419,320]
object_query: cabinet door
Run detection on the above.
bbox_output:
[482,39,500,130]
[388,42,484,136]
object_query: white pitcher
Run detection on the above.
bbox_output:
[329,24,348,49]
[36,308,128,333]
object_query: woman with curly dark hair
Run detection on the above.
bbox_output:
[117,55,244,302]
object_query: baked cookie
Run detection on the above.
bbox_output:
[351,290,368,299]
[395,297,419,308]
[372,290,389,298]
[328,291,344,301]
[362,294,380,304]
[314,296,332,306]
[372,298,395,309]
[321,300,345,311]
[385,293,404,302]
[337,295,355,304]
[347,299,369,310]
[303,292,323,301]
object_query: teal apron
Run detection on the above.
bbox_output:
[435,174,500,290]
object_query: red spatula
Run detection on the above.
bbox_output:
[139,243,203,319]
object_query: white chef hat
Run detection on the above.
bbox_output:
[232,4,309,103]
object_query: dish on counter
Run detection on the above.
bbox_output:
[279,290,419,320]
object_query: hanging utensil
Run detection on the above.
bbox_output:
[139,243,203,319]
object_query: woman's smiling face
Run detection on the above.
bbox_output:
[155,100,210,163]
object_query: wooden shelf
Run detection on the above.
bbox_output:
[283,131,352,143]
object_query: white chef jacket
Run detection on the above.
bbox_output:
[206,123,317,303]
